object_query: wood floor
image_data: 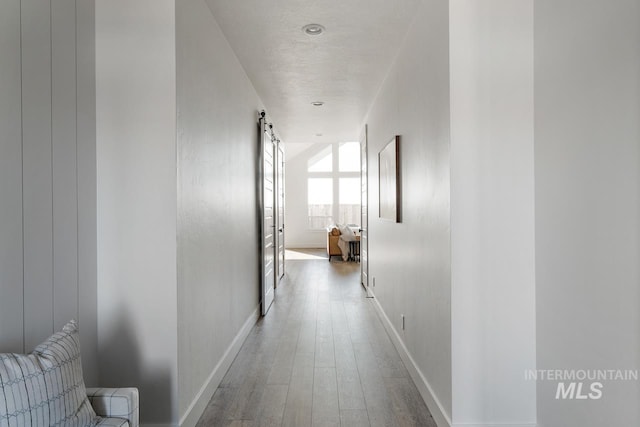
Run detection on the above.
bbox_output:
[196,249,436,427]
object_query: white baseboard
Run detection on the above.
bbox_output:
[178,305,260,427]
[369,294,453,427]
[370,295,538,427]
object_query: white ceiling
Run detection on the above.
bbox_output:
[205,0,422,144]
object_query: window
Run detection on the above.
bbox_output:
[308,178,333,229]
[308,146,332,172]
[339,142,360,172]
[307,142,361,229]
[338,177,361,225]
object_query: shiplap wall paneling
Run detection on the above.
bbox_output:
[52,0,79,331]
[0,0,24,353]
[0,0,96,368]
[21,0,55,351]
[76,0,98,386]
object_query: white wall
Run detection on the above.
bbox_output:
[534,1,640,426]
[364,0,452,423]
[0,0,98,385]
[449,1,537,425]
[176,0,263,424]
[96,0,178,424]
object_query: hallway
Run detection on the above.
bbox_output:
[196,251,435,427]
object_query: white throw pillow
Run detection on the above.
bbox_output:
[340,225,355,239]
[0,320,97,427]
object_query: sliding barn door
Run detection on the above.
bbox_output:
[259,114,276,315]
[275,141,285,282]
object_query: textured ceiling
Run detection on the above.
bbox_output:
[205,0,422,144]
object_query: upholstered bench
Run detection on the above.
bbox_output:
[0,320,139,427]
[326,226,342,260]
[88,388,139,427]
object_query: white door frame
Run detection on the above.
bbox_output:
[360,125,370,295]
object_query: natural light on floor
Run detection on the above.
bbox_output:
[285,248,327,260]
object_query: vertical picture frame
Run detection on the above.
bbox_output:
[378,135,400,222]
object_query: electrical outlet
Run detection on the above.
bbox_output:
[401,314,405,330]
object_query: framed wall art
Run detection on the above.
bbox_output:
[378,135,400,222]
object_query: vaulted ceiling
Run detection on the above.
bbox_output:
[205,0,422,144]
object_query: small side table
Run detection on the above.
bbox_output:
[348,238,360,262]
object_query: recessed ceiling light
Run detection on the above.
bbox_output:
[302,24,325,36]
[311,101,324,107]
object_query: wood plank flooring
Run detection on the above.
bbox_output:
[196,250,436,427]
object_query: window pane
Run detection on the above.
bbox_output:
[339,178,360,204]
[338,178,361,226]
[339,142,360,172]
[308,178,333,228]
[308,145,332,172]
